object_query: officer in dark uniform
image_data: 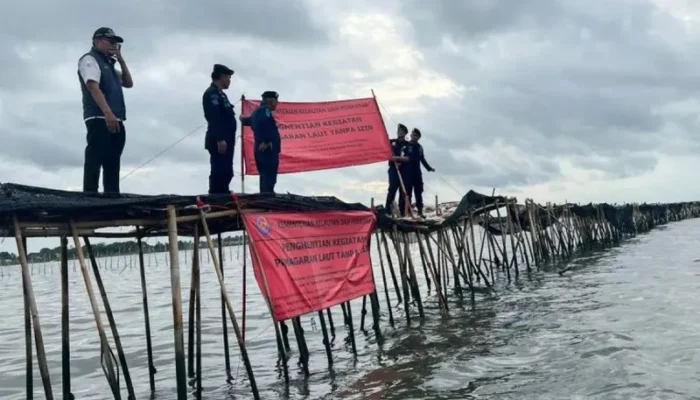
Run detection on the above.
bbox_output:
[250,91,281,194]
[384,123,410,216]
[406,128,435,218]
[202,64,237,194]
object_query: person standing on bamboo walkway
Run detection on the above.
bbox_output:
[78,27,133,194]
[202,64,237,194]
[250,91,282,194]
[405,128,435,218]
[384,123,410,216]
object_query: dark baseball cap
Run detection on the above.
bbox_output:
[93,27,124,43]
[213,64,234,76]
[261,91,279,99]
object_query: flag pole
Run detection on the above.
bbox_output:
[371,89,412,218]
[239,94,248,343]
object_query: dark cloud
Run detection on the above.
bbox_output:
[1,0,699,200]
[397,0,700,183]
[0,1,326,45]
[403,0,564,44]
[571,152,659,179]
[0,14,338,171]
[402,0,656,46]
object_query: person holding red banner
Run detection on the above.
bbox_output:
[384,123,411,216]
[250,91,281,194]
[405,128,435,218]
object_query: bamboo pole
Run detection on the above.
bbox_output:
[317,310,333,368]
[60,236,71,400]
[344,302,358,356]
[136,231,156,393]
[227,200,290,380]
[504,200,519,279]
[380,230,403,304]
[22,235,33,400]
[493,202,510,279]
[166,206,188,400]
[69,223,120,399]
[218,233,232,378]
[83,237,136,400]
[416,231,447,313]
[360,294,368,331]
[447,226,474,300]
[374,229,395,327]
[18,208,243,231]
[326,308,336,338]
[194,226,203,395]
[386,229,411,324]
[197,209,261,397]
[292,317,311,373]
[187,238,197,380]
[402,232,425,319]
[440,228,463,298]
[15,221,54,399]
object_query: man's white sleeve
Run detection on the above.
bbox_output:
[78,55,101,84]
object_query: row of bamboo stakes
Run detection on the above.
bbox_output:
[11,197,700,399]
[0,238,243,279]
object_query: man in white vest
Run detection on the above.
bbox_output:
[77,27,134,194]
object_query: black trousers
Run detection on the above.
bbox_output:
[208,145,234,194]
[83,119,126,193]
[385,168,410,216]
[406,178,424,213]
[256,155,279,194]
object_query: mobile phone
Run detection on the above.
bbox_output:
[111,43,121,60]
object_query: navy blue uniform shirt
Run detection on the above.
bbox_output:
[407,142,433,175]
[203,83,236,149]
[388,138,409,171]
[251,104,281,156]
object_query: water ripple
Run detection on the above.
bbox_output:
[2,220,700,398]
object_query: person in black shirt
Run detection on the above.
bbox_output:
[384,123,410,216]
[203,64,237,194]
[406,128,435,218]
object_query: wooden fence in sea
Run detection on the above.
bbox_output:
[1,183,697,399]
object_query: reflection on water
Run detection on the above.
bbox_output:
[2,220,700,399]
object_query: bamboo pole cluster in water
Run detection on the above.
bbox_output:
[368,197,700,325]
[4,183,700,399]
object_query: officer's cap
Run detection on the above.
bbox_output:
[213,64,234,76]
[261,91,279,100]
[93,27,123,43]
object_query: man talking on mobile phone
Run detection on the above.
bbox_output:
[78,27,134,194]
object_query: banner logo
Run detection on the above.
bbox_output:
[255,215,272,237]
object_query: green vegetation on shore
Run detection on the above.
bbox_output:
[0,235,244,266]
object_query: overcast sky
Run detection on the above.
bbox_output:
[3,0,700,252]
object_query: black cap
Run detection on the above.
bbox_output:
[213,64,234,76]
[261,91,279,99]
[92,27,124,43]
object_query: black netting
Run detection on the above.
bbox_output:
[2,183,698,237]
[375,190,508,233]
[0,183,368,236]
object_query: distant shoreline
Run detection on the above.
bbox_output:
[0,236,245,266]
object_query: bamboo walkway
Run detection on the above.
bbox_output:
[1,182,697,399]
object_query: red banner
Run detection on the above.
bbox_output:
[241,97,393,175]
[243,210,377,321]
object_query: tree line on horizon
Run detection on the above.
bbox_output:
[0,235,245,266]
